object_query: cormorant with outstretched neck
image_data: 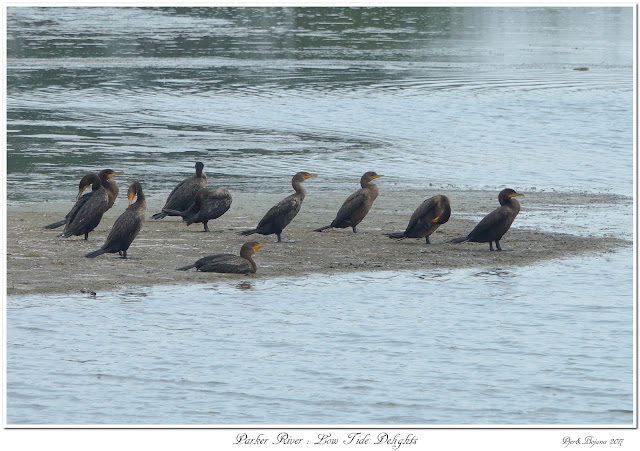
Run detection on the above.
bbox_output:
[162,187,232,232]
[152,162,207,220]
[57,173,109,240]
[387,194,451,243]
[314,171,384,233]
[177,241,266,274]
[44,169,123,230]
[450,188,523,251]
[240,172,317,242]
[86,181,146,259]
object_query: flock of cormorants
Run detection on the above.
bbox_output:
[43,161,524,274]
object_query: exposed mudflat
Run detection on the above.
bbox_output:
[6,189,631,295]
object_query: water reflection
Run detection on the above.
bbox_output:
[235,281,254,291]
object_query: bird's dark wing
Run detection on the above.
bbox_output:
[334,190,367,224]
[469,207,509,239]
[198,255,251,273]
[163,176,207,211]
[193,253,234,268]
[258,195,299,228]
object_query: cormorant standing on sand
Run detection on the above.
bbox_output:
[240,172,317,242]
[162,187,232,232]
[57,173,109,240]
[450,188,523,251]
[44,169,122,230]
[314,171,384,234]
[86,181,146,259]
[387,194,451,243]
[152,162,207,220]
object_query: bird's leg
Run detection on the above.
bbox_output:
[276,233,282,243]
[84,232,89,240]
[425,236,430,244]
[495,240,502,251]
[119,251,123,256]
[203,221,209,232]
[489,242,494,251]
[352,226,357,233]
[121,250,127,259]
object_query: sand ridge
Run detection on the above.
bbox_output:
[6,189,631,295]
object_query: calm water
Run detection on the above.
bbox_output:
[5,7,634,425]
[6,7,633,200]
[7,249,633,425]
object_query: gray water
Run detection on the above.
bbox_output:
[7,249,633,425]
[5,7,634,425]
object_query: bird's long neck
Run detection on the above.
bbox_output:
[500,195,520,213]
[508,198,520,215]
[363,182,379,199]
[136,188,146,204]
[240,250,258,273]
[247,256,257,273]
[292,179,306,196]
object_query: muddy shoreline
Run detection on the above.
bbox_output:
[6,189,631,296]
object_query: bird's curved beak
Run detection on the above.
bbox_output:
[253,243,267,252]
[77,185,88,200]
[110,171,124,178]
[305,174,318,180]
[128,192,135,205]
[371,174,385,179]
[509,192,524,198]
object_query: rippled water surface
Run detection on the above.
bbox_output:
[7,7,633,200]
[6,7,634,425]
[7,249,633,425]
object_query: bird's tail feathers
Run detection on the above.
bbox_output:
[313,224,332,232]
[85,249,105,258]
[44,220,66,229]
[386,232,407,240]
[176,264,196,271]
[449,236,469,244]
[151,212,167,220]
[161,209,184,218]
[239,229,257,236]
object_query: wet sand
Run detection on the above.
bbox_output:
[6,189,631,295]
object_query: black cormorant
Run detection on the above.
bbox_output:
[152,162,207,220]
[57,173,109,240]
[386,194,451,243]
[239,172,317,242]
[85,181,146,258]
[450,188,523,251]
[162,187,232,232]
[314,171,384,233]
[177,241,266,274]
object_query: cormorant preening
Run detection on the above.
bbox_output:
[44,169,122,230]
[57,173,109,240]
[98,169,124,210]
[162,187,232,232]
[450,188,523,251]
[386,195,451,243]
[314,171,384,233]
[152,162,207,220]
[85,181,146,259]
[177,241,266,274]
[240,172,317,242]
